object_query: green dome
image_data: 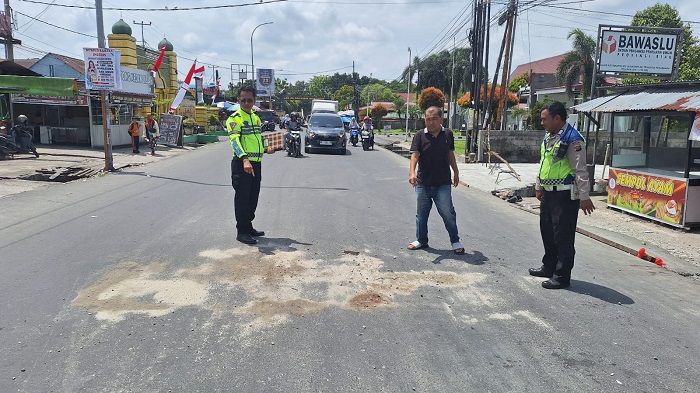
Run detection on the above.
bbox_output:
[111,19,132,35]
[158,38,174,51]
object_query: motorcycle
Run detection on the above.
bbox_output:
[286,120,302,158]
[261,121,276,132]
[0,124,39,159]
[361,129,373,151]
[350,126,359,147]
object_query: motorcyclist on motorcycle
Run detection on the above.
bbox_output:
[12,115,39,157]
[360,116,374,146]
[284,112,303,154]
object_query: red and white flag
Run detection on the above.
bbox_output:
[170,59,205,112]
[151,45,167,78]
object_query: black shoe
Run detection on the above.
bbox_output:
[236,234,258,245]
[528,267,553,278]
[542,278,570,290]
[250,229,265,237]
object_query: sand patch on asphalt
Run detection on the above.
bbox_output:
[72,261,208,322]
[72,246,550,334]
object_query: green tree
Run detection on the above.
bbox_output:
[630,3,700,81]
[360,83,397,105]
[308,75,333,99]
[509,72,529,93]
[405,48,471,96]
[529,98,552,130]
[393,95,407,119]
[332,85,355,110]
[556,28,596,98]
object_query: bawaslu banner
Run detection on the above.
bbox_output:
[607,168,687,226]
[598,30,678,76]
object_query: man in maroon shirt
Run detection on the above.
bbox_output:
[407,106,464,254]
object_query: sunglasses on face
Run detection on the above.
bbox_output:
[239,98,255,103]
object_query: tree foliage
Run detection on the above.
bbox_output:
[630,3,700,81]
[332,85,355,110]
[418,87,445,111]
[402,48,471,96]
[508,72,529,93]
[556,28,596,98]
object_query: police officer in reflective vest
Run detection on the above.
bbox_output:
[227,86,275,245]
[529,102,595,289]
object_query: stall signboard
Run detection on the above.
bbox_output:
[158,114,183,146]
[12,94,88,106]
[83,48,122,90]
[607,168,688,226]
[598,29,679,76]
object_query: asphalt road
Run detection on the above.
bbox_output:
[1,139,698,392]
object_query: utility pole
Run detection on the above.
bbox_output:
[405,47,411,141]
[499,0,518,131]
[133,20,151,49]
[352,60,358,119]
[95,0,114,171]
[2,0,20,61]
[449,37,455,130]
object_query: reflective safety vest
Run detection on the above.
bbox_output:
[539,123,584,187]
[226,108,264,162]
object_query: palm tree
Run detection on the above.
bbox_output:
[556,28,596,98]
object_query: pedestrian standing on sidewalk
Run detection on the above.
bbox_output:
[227,86,275,245]
[128,117,141,154]
[407,106,465,255]
[530,101,595,289]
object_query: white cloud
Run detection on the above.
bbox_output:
[9,0,699,87]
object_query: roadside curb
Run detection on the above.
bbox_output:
[377,142,696,278]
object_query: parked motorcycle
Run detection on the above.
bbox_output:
[361,129,373,151]
[0,123,39,159]
[261,121,276,132]
[350,126,359,147]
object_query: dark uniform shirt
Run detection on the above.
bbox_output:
[410,127,455,186]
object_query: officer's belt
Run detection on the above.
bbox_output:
[542,184,572,191]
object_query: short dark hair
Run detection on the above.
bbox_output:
[546,101,567,121]
[238,86,257,98]
[425,106,443,118]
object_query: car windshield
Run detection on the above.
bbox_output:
[310,116,343,128]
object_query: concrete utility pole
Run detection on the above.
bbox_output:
[133,20,151,49]
[449,37,455,130]
[405,47,411,141]
[2,0,20,61]
[352,60,359,119]
[96,0,114,171]
[499,0,518,131]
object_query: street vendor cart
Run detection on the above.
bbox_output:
[574,82,700,228]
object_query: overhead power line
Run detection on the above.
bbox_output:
[15,11,97,37]
[17,0,288,11]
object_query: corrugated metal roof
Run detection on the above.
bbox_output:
[573,89,700,113]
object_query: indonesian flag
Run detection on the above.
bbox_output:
[151,45,166,78]
[170,59,205,112]
[211,74,221,104]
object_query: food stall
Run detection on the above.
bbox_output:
[573,82,700,228]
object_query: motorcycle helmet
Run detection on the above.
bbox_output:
[17,114,28,124]
[363,116,371,121]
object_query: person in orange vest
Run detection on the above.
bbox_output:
[128,117,142,154]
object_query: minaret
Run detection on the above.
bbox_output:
[107,19,137,68]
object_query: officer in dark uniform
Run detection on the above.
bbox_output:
[529,102,595,289]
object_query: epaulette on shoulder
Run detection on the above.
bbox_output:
[230,112,240,118]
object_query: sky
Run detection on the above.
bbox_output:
[7,0,700,89]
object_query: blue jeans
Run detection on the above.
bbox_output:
[415,184,460,245]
